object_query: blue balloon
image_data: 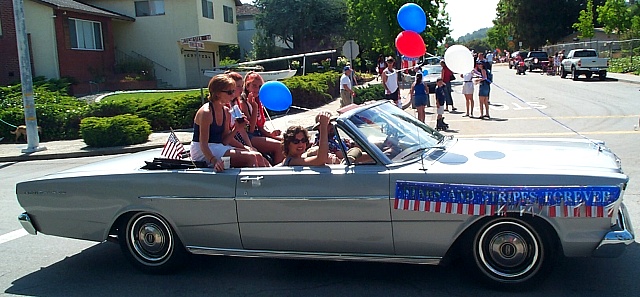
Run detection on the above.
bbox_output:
[397,3,427,33]
[422,69,429,77]
[259,81,292,112]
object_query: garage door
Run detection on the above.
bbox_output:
[184,50,214,88]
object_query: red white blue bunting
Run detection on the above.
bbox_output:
[394,181,621,218]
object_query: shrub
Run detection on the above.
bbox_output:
[282,71,340,108]
[80,114,152,147]
[354,84,385,104]
[85,99,137,117]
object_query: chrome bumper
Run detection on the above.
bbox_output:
[18,212,37,235]
[592,204,635,257]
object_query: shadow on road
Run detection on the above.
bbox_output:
[6,241,640,296]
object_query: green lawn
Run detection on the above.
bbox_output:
[100,90,206,103]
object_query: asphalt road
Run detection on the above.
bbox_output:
[1,66,640,296]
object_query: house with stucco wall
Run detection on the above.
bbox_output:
[1,0,242,94]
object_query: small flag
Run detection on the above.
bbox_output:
[161,130,185,159]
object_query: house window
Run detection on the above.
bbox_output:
[202,0,214,19]
[238,19,255,31]
[223,5,233,23]
[68,18,103,50]
[135,0,165,17]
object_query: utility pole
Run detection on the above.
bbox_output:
[12,0,46,153]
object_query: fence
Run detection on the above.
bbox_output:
[542,38,639,59]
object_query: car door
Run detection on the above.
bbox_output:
[235,164,393,254]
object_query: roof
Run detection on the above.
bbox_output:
[236,3,260,16]
[32,0,135,21]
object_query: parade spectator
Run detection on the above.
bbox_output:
[340,66,355,107]
[434,78,449,130]
[382,56,401,108]
[462,66,476,117]
[377,54,386,80]
[410,72,429,123]
[440,60,456,112]
[476,62,491,119]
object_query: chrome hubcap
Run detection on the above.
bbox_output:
[129,214,172,263]
[478,221,539,278]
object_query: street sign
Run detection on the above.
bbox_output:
[180,34,211,44]
[342,40,359,60]
[188,41,204,49]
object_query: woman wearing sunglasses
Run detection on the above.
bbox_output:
[241,72,285,164]
[190,74,271,171]
[280,111,331,166]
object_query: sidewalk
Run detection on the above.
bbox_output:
[0,82,413,163]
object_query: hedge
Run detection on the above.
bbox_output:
[80,114,152,147]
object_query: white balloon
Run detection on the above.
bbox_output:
[443,44,474,74]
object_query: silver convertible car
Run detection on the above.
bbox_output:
[16,101,634,288]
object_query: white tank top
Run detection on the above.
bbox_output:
[384,69,398,94]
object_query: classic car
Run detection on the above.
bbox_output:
[16,101,634,288]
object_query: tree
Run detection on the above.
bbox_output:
[345,0,450,62]
[573,0,595,40]
[254,0,348,55]
[491,0,606,49]
[597,0,632,38]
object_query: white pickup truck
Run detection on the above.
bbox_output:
[560,49,609,80]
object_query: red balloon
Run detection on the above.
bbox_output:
[395,31,426,58]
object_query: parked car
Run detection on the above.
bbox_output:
[509,51,528,69]
[524,51,549,72]
[560,49,609,80]
[16,101,634,288]
[422,64,442,93]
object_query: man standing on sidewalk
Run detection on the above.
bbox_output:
[340,66,355,107]
[382,56,401,108]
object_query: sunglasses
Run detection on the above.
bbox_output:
[290,137,308,144]
[220,89,236,95]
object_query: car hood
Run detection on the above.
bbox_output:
[412,137,627,185]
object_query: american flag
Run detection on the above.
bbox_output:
[161,130,185,159]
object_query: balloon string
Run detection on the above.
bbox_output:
[263,105,277,131]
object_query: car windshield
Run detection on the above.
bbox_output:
[345,102,444,163]
[530,52,548,58]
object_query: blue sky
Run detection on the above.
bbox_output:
[239,0,499,39]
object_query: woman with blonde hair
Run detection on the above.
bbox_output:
[190,74,270,171]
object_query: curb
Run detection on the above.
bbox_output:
[0,144,164,162]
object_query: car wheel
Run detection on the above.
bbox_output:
[560,67,567,78]
[465,218,553,288]
[118,212,187,274]
[572,67,578,81]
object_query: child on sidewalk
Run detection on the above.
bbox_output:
[434,78,449,131]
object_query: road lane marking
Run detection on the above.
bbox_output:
[0,229,28,245]
[442,115,640,122]
[457,131,640,137]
